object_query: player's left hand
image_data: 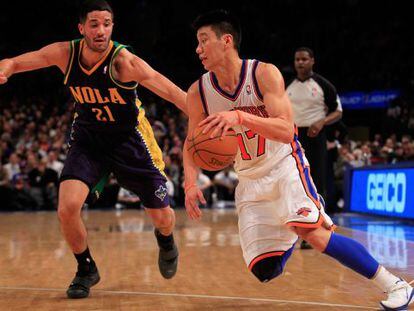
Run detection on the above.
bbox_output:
[199,111,240,138]
[184,185,206,220]
[307,119,325,137]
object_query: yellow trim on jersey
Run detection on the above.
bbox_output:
[63,41,75,85]
[78,40,114,76]
[135,101,166,176]
[109,44,139,90]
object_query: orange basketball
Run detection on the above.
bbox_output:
[187,126,238,171]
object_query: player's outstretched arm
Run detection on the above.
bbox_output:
[183,81,207,219]
[0,42,70,84]
[199,63,295,143]
[114,49,187,115]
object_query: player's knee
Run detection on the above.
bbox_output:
[57,198,83,222]
[294,227,329,251]
[147,207,174,229]
[250,256,285,283]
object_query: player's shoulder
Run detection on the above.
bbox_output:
[255,61,282,78]
[254,61,284,89]
[110,42,138,66]
[188,80,201,96]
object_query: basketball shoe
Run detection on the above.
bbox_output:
[66,264,100,298]
[380,279,414,310]
[154,229,179,279]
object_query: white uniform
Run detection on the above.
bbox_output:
[199,59,333,268]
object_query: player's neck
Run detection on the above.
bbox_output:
[213,57,243,94]
[80,43,111,69]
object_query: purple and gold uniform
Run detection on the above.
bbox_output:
[61,39,169,208]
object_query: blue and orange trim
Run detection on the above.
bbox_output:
[248,243,296,271]
[209,59,247,101]
[252,60,264,101]
[289,128,320,208]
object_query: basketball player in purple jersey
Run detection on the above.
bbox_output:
[0,0,184,299]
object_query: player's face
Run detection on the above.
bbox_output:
[78,10,113,53]
[196,26,226,71]
[294,51,314,75]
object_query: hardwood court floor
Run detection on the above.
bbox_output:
[0,209,412,310]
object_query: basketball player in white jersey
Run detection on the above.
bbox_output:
[183,10,413,310]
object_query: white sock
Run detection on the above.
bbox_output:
[372,266,402,292]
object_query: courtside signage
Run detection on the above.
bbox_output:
[350,168,414,219]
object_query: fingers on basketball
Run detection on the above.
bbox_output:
[187,125,238,171]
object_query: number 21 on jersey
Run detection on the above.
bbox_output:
[92,106,115,122]
[237,130,266,160]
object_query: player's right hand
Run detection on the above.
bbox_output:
[184,185,206,220]
[0,72,8,84]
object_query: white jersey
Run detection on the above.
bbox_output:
[199,59,292,179]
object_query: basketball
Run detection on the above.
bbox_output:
[187,126,238,171]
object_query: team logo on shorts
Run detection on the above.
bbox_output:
[155,185,167,201]
[296,207,312,217]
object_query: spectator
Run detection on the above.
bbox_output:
[27,157,58,209]
[47,150,64,176]
[4,153,21,182]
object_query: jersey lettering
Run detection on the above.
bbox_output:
[69,86,126,105]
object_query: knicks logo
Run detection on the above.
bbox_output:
[69,86,126,105]
[296,207,312,217]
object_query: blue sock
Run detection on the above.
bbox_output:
[323,233,379,279]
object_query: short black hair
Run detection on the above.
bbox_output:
[192,10,241,51]
[79,0,113,24]
[295,47,314,58]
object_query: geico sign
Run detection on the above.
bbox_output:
[366,173,406,213]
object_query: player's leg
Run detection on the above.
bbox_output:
[285,149,413,310]
[249,245,294,283]
[58,179,100,298]
[146,205,178,279]
[293,226,413,310]
[58,180,89,253]
[58,131,105,299]
[110,123,178,279]
[236,175,297,283]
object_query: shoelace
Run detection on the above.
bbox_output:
[387,280,409,294]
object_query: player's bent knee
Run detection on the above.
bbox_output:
[57,199,83,221]
[250,256,284,283]
[146,206,174,229]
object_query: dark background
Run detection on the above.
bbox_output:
[0,0,413,132]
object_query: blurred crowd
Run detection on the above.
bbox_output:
[1,91,414,211]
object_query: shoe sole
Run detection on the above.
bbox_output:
[66,274,101,299]
[159,256,178,279]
